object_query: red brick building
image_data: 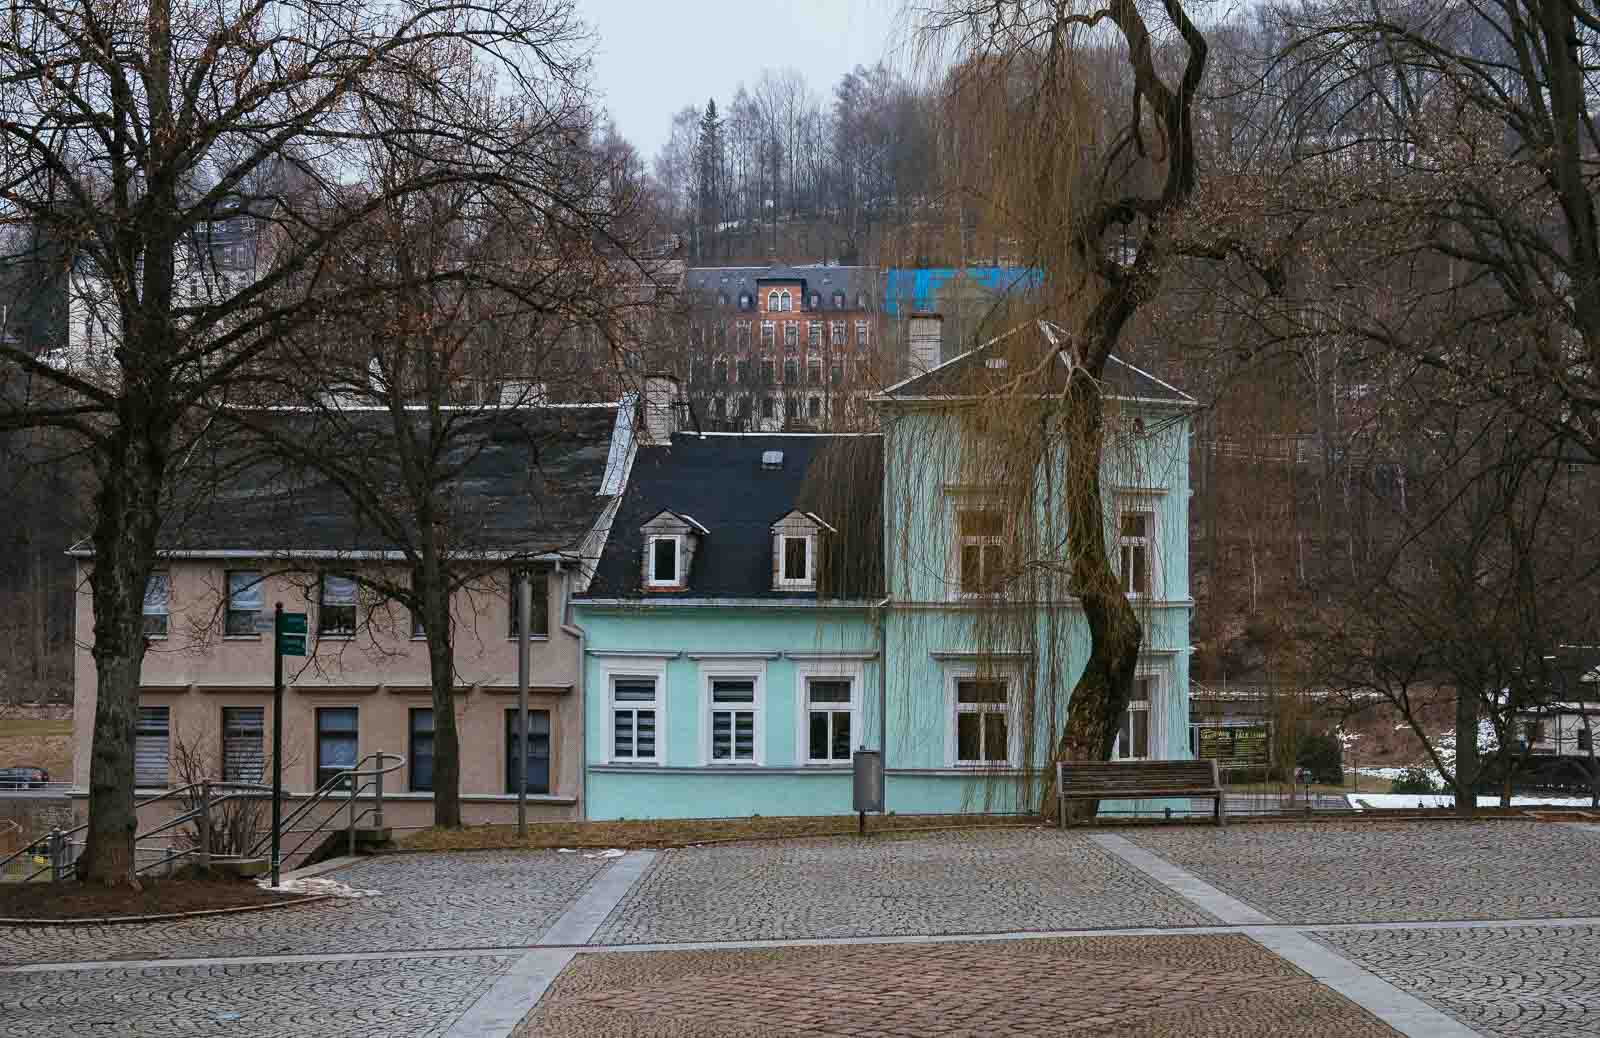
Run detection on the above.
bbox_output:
[682,264,881,430]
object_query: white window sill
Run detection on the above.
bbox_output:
[144,634,169,641]
[318,635,355,641]
[504,635,551,642]
[223,634,262,641]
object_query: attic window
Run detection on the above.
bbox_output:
[648,536,679,586]
[761,450,784,470]
[783,537,810,582]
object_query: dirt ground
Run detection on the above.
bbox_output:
[398,813,1047,852]
[0,876,311,920]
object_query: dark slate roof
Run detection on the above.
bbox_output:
[882,320,1195,404]
[147,404,623,556]
[682,264,877,310]
[581,432,884,601]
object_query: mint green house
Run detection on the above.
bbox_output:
[573,328,1195,820]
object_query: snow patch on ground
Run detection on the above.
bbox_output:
[258,876,382,898]
[1347,793,1593,810]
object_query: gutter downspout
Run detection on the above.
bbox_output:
[559,563,589,821]
[875,595,891,804]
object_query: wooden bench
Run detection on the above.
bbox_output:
[1056,759,1226,827]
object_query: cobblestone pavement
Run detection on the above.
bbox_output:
[519,934,1404,1038]
[1315,924,1600,1038]
[591,829,1218,944]
[1128,821,1600,923]
[0,954,516,1038]
[0,851,604,966]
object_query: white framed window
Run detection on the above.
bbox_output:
[647,536,681,587]
[610,676,660,762]
[855,320,869,349]
[830,320,845,344]
[143,572,170,638]
[806,677,855,763]
[785,323,798,349]
[318,573,358,637]
[808,321,821,348]
[700,663,765,765]
[778,534,813,587]
[761,321,775,349]
[780,289,792,311]
[955,508,1006,595]
[1117,507,1156,596]
[949,673,1014,767]
[1115,674,1157,760]
[224,569,263,636]
[767,289,779,311]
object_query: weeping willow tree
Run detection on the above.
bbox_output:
[903,0,1209,817]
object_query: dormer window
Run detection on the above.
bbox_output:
[641,509,707,591]
[649,536,679,586]
[781,536,811,584]
[771,510,835,592]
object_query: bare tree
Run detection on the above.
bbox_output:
[0,0,598,885]
[912,1,1210,817]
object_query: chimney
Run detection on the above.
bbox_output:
[642,373,681,445]
[908,311,944,375]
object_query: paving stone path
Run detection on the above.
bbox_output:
[0,954,517,1038]
[593,828,1217,944]
[2,823,1598,1038]
[0,851,604,967]
[1316,924,1600,1038]
[1127,820,1600,923]
[523,934,1404,1038]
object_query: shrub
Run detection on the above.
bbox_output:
[1296,731,1344,785]
[1390,768,1439,794]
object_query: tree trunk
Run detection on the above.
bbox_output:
[77,432,163,887]
[1044,375,1144,822]
[1453,688,1478,818]
[421,562,461,829]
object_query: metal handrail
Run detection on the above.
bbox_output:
[0,780,217,875]
[2,755,402,883]
[248,751,405,865]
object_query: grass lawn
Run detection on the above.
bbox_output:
[0,717,72,778]
[398,813,1048,853]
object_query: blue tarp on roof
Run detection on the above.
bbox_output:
[881,267,1043,317]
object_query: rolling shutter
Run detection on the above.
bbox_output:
[222,707,265,783]
[134,707,170,788]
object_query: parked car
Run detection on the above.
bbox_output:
[0,766,50,789]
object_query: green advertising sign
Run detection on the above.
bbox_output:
[277,612,308,656]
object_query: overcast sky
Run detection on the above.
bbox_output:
[580,0,906,163]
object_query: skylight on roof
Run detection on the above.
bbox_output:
[761,450,784,469]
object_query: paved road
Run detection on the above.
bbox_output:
[2,821,1598,1038]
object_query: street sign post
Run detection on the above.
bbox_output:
[270,606,307,888]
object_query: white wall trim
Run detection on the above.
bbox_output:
[696,657,770,766]
[600,658,668,765]
[791,656,866,765]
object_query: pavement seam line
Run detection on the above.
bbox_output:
[12,913,1600,973]
[1244,927,1485,1038]
[1088,834,1276,925]
[438,850,657,1038]
[1091,833,1487,1038]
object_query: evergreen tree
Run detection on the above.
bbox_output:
[693,98,723,260]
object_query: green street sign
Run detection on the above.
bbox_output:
[278,612,308,635]
[277,633,306,657]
